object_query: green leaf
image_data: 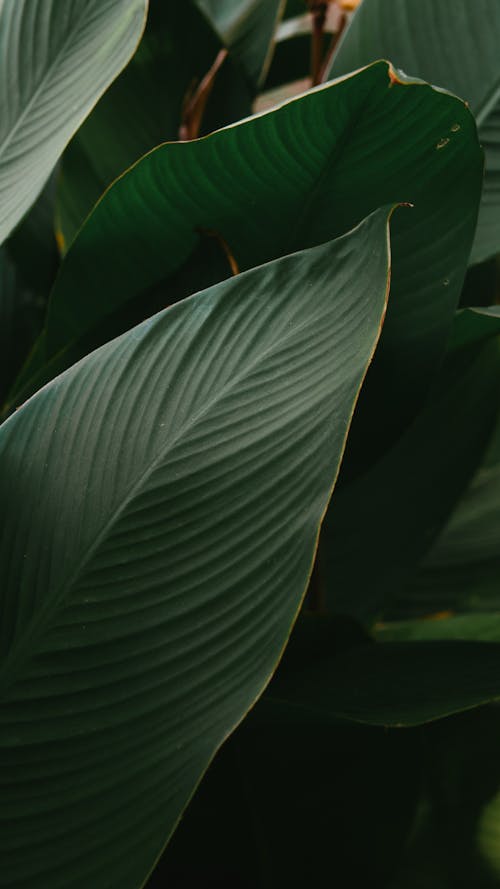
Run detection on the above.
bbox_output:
[328,0,500,264]
[450,307,500,351]
[56,1,252,251]
[376,614,500,644]
[242,615,500,728]
[0,0,148,246]
[0,208,392,888]
[10,60,481,465]
[195,0,284,85]
[319,327,500,622]
[266,639,500,727]
[386,336,500,626]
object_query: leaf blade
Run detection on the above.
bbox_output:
[328,0,500,264]
[0,209,392,888]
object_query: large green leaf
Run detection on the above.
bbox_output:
[231,615,500,729]
[195,0,284,85]
[328,0,500,264]
[9,61,481,465]
[56,2,252,252]
[0,209,392,888]
[0,0,148,246]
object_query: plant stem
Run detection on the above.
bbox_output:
[179,48,228,141]
[308,2,328,87]
[319,10,347,81]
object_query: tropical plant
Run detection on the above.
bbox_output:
[2,1,500,887]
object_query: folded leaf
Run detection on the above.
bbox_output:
[0,208,392,889]
[11,61,481,472]
[386,311,500,625]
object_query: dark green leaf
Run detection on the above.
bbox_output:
[195,0,284,86]
[0,209,391,888]
[320,330,500,622]
[56,1,252,250]
[267,639,500,727]
[328,0,500,264]
[10,61,481,467]
[388,362,500,624]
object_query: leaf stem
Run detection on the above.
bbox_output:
[319,10,347,81]
[179,48,228,141]
[308,2,328,87]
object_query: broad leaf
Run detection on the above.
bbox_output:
[265,639,500,727]
[195,0,284,86]
[328,0,500,264]
[0,209,392,888]
[10,61,481,468]
[56,1,252,251]
[0,0,148,245]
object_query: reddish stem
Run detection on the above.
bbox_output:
[179,48,228,141]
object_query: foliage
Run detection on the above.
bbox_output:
[2,1,500,886]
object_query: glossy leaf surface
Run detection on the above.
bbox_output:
[11,62,481,461]
[0,0,148,245]
[0,209,391,888]
[56,2,252,251]
[329,0,500,264]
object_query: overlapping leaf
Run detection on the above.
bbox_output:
[0,0,148,245]
[320,322,500,622]
[0,209,392,889]
[233,615,500,730]
[329,0,500,264]
[56,2,252,251]
[10,62,481,469]
[195,0,284,85]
